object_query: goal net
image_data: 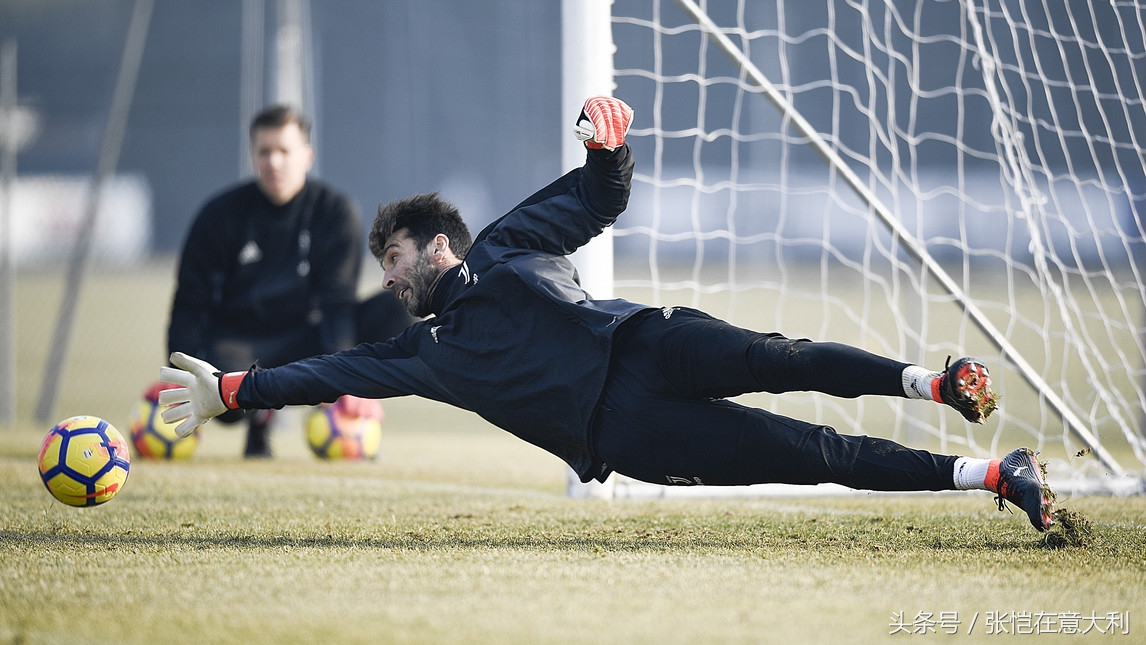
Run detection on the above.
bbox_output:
[599,0,1146,497]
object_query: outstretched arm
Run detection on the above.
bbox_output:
[479,96,636,256]
[573,95,636,222]
[158,331,454,438]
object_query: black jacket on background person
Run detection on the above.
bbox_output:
[236,145,648,481]
[168,179,363,358]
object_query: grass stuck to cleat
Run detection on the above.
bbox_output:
[937,356,1000,424]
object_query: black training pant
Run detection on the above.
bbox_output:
[591,307,958,491]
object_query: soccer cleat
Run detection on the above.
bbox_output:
[987,447,1056,532]
[933,356,998,423]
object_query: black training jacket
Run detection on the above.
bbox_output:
[237,145,650,481]
[168,180,362,356]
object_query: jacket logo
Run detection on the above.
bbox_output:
[662,307,676,319]
[430,326,441,344]
[238,241,262,265]
[459,262,477,285]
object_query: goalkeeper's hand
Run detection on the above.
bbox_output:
[158,352,246,438]
[573,96,634,151]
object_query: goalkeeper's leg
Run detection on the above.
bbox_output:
[597,309,1049,529]
[620,307,997,422]
[593,378,1053,529]
[597,329,956,490]
[593,393,957,490]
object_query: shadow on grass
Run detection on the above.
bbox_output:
[0,521,1065,555]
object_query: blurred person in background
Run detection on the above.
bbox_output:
[167,105,413,458]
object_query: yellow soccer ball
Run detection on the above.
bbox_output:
[128,382,199,460]
[305,400,383,460]
[38,416,131,507]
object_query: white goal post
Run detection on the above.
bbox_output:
[566,0,1146,498]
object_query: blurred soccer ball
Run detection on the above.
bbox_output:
[128,382,200,460]
[38,415,131,507]
[304,398,383,460]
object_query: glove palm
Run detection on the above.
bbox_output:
[158,352,231,438]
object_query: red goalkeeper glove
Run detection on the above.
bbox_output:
[574,96,634,151]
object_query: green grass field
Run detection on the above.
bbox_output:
[2,261,1145,644]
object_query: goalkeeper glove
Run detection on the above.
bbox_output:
[574,95,634,151]
[158,352,246,438]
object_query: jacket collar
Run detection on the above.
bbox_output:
[426,264,466,316]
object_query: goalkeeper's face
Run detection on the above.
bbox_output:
[380,229,449,318]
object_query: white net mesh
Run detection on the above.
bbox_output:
[607,0,1146,494]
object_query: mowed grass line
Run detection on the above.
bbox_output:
[3,413,1145,645]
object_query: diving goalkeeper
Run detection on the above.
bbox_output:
[160,96,1055,532]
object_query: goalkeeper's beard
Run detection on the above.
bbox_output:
[398,251,445,318]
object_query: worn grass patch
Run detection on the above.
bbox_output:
[1043,507,1094,549]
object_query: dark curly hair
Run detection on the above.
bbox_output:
[370,192,473,262]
